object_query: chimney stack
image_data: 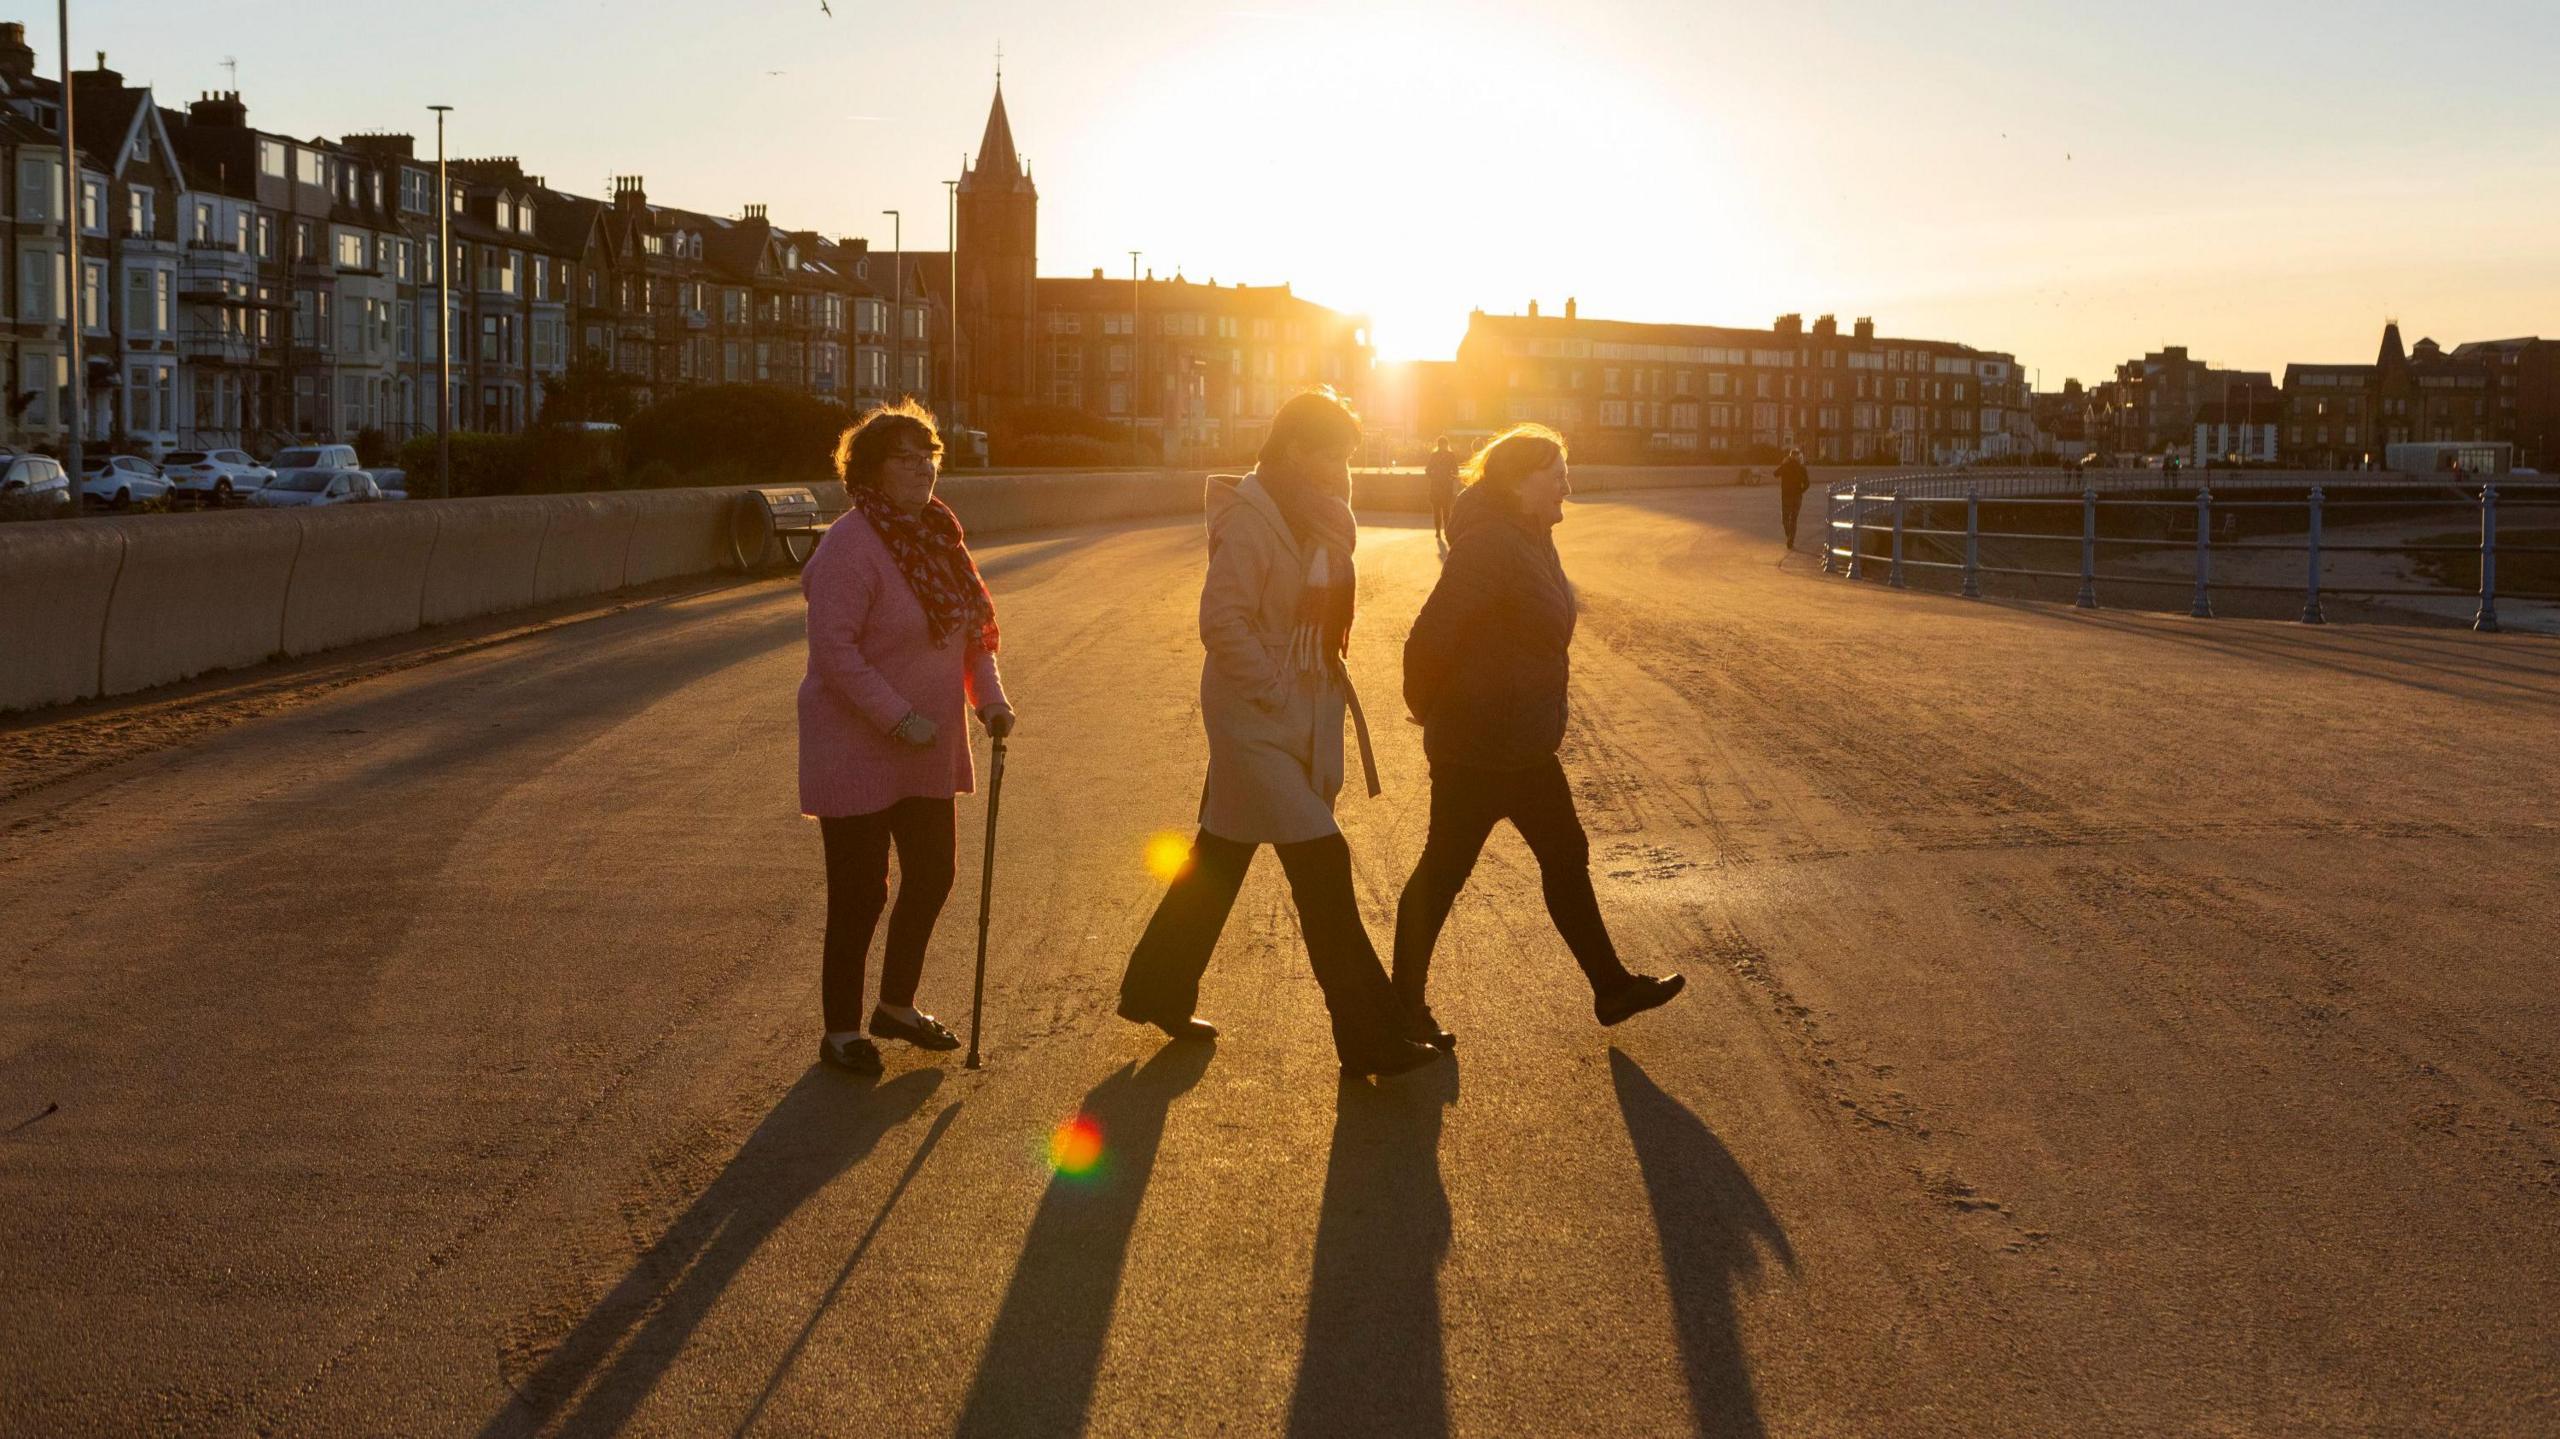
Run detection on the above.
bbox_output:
[1774,313,1803,337]
[742,203,767,221]
[1565,296,1577,320]
[1527,299,1540,318]
[190,91,248,129]
[612,175,648,213]
[0,23,34,85]
[1813,314,1838,339]
[1854,317,1875,341]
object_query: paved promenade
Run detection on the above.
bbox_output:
[4,485,2556,1435]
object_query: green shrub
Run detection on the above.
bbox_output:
[625,384,850,485]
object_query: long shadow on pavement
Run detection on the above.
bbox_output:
[1284,1059,1459,1439]
[478,1065,943,1439]
[952,1041,1214,1438]
[1609,1049,1795,1439]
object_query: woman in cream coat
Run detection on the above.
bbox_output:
[1115,388,1443,1080]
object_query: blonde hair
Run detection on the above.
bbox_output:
[1460,423,1566,491]
[833,397,943,487]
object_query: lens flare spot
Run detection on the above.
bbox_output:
[1143,831,1192,884]
[1048,1114,1105,1177]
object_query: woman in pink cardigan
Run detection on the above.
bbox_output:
[799,400,1014,1076]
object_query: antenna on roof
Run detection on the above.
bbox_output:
[221,56,237,87]
[995,40,1003,85]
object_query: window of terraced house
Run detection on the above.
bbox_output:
[337,231,366,269]
[294,148,323,187]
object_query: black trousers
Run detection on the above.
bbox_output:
[818,797,957,1032]
[1431,493,1454,540]
[1119,829,1403,1058]
[1392,755,1633,1005]
[1781,480,1810,548]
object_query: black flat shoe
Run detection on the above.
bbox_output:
[1595,973,1686,1027]
[1339,1036,1446,1081]
[869,1008,961,1051]
[819,1034,885,1075]
[1406,1002,1456,1051]
[1115,999,1220,1042]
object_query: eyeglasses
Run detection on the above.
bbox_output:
[885,448,940,469]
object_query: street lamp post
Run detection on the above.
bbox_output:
[57,0,82,512]
[1128,250,1140,433]
[883,209,901,401]
[942,178,957,418]
[429,104,452,500]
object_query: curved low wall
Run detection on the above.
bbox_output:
[5,464,1818,713]
[0,524,127,710]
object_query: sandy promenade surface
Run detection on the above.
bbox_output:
[4,485,2555,1436]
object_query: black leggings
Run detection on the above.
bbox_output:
[1120,829,1404,1059]
[1392,755,1632,1004]
[818,797,957,1032]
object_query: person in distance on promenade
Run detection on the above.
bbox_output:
[1775,445,1811,555]
[1392,423,1685,1047]
[1117,387,1446,1081]
[1426,434,1460,554]
[799,399,1016,1076]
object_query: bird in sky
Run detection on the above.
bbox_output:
[818,0,832,14]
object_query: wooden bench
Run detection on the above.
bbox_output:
[738,485,848,569]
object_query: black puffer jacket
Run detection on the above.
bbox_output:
[1403,481,1577,770]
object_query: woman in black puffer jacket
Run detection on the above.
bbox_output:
[1393,424,1684,1046]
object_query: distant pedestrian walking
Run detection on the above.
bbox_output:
[799,400,1017,1077]
[1117,388,1446,1081]
[1775,447,1811,552]
[1392,424,1685,1046]
[1425,435,1460,550]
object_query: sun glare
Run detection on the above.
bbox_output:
[1143,831,1193,884]
[1047,1114,1105,1177]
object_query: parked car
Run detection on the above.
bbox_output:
[251,468,382,508]
[266,444,362,482]
[161,449,276,505]
[369,468,409,501]
[0,452,71,510]
[79,455,172,509]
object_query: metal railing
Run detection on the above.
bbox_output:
[1822,468,2560,632]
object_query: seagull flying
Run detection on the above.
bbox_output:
[818,0,832,14]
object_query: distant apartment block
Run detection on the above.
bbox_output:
[1451,303,2032,465]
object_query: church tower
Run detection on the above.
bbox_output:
[957,77,1037,423]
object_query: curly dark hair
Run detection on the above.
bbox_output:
[834,397,944,488]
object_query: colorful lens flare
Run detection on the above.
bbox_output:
[1143,832,1192,884]
[1047,1114,1105,1177]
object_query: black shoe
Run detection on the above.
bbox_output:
[819,1034,885,1075]
[1405,1000,1456,1051]
[1339,1035,1446,1081]
[1595,973,1686,1027]
[1115,998,1220,1042]
[868,1007,961,1051]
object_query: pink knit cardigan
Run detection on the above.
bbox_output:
[797,516,1008,818]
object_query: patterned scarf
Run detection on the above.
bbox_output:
[1258,468,1358,671]
[850,484,999,654]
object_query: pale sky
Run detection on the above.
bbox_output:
[75,0,2560,384]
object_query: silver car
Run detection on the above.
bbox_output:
[250,469,382,508]
[161,449,276,505]
[0,453,71,510]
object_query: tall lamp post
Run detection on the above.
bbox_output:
[429,104,452,499]
[57,0,82,512]
[1128,250,1140,432]
[942,177,957,418]
[882,208,901,401]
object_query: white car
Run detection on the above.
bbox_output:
[369,467,409,501]
[161,449,275,505]
[250,469,383,508]
[80,455,173,508]
[0,453,71,510]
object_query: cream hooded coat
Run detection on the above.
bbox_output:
[1196,472,1371,845]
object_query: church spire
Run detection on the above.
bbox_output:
[975,76,1021,180]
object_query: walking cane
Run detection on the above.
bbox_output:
[964,734,1007,1070]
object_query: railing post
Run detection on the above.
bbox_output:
[1846,483,1864,582]
[2190,483,2213,618]
[1961,483,1981,599]
[2075,487,2098,608]
[1888,491,1907,588]
[1820,486,1839,574]
[2475,482,2501,633]
[2302,486,2326,624]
